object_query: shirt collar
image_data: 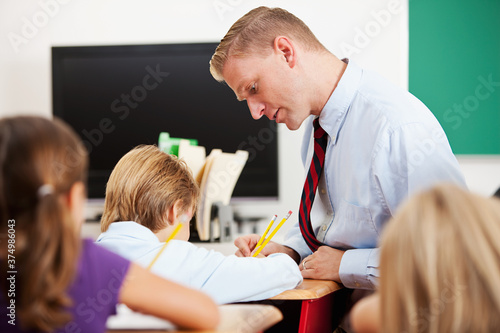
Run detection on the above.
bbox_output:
[318,59,362,145]
[98,221,160,243]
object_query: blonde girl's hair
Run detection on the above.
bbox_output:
[379,183,500,333]
[0,116,88,331]
[100,145,199,233]
[209,6,327,82]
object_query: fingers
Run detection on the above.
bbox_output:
[301,268,318,279]
[299,247,343,282]
[300,258,319,279]
[299,256,311,272]
[250,240,281,257]
[233,234,260,257]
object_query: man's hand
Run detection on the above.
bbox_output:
[234,234,300,262]
[299,246,345,283]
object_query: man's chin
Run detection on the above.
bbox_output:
[283,118,306,131]
[284,122,300,131]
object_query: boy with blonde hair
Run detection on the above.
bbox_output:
[97,145,302,304]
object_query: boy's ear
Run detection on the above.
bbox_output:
[165,200,184,226]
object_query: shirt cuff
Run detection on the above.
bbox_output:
[339,248,379,290]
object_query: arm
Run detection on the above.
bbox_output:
[203,253,302,303]
[119,263,219,330]
[350,293,381,333]
[336,123,465,289]
[187,243,302,304]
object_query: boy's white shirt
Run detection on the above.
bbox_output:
[95,222,303,304]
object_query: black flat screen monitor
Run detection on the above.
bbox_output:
[52,43,278,202]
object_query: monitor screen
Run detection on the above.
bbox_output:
[52,43,278,202]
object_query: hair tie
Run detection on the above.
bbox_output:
[37,184,54,199]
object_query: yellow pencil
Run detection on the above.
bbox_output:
[147,223,183,270]
[255,214,278,249]
[253,211,292,257]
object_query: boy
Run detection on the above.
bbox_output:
[96,145,302,304]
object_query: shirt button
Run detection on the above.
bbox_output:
[322,225,327,231]
[321,188,326,194]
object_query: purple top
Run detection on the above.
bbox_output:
[1,239,131,333]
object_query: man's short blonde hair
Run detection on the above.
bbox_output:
[210,6,326,82]
[100,145,199,233]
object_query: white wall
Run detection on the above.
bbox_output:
[1,0,498,233]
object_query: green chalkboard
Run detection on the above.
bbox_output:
[409,0,500,154]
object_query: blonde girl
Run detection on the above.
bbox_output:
[352,184,500,333]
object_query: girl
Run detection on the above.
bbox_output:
[0,116,218,332]
[351,184,500,332]
[97,145,302,304]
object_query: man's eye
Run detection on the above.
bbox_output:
[250,84,256,93]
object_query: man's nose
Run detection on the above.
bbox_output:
[247,98,266,120]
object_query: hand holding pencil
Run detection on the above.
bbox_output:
[252,211,292,257]
[234,211,293,258]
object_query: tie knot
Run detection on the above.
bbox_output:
[313,118,326,139]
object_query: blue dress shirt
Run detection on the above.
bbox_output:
[284,60,466,290]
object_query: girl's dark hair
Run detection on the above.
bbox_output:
[0,116,88,331]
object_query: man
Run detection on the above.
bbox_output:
[210,6,466,290]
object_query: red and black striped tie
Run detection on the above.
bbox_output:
[299,118,328,252]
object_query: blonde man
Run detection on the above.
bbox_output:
[96,145,302,304]
[351,183,500,332]
[212,7,465,291]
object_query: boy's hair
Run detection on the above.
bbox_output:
[101,145,199,233]
[380,183,500,332]
[209,6,326,82]
[0,116,88,331]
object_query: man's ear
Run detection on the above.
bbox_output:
[273,36,297,68]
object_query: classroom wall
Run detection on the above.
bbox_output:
[1,0,498,235]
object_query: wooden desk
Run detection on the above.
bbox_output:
[107,304,282,333]
[250,279,349,333]
[270,279,341,300]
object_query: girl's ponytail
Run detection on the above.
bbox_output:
[19,186,80,331]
